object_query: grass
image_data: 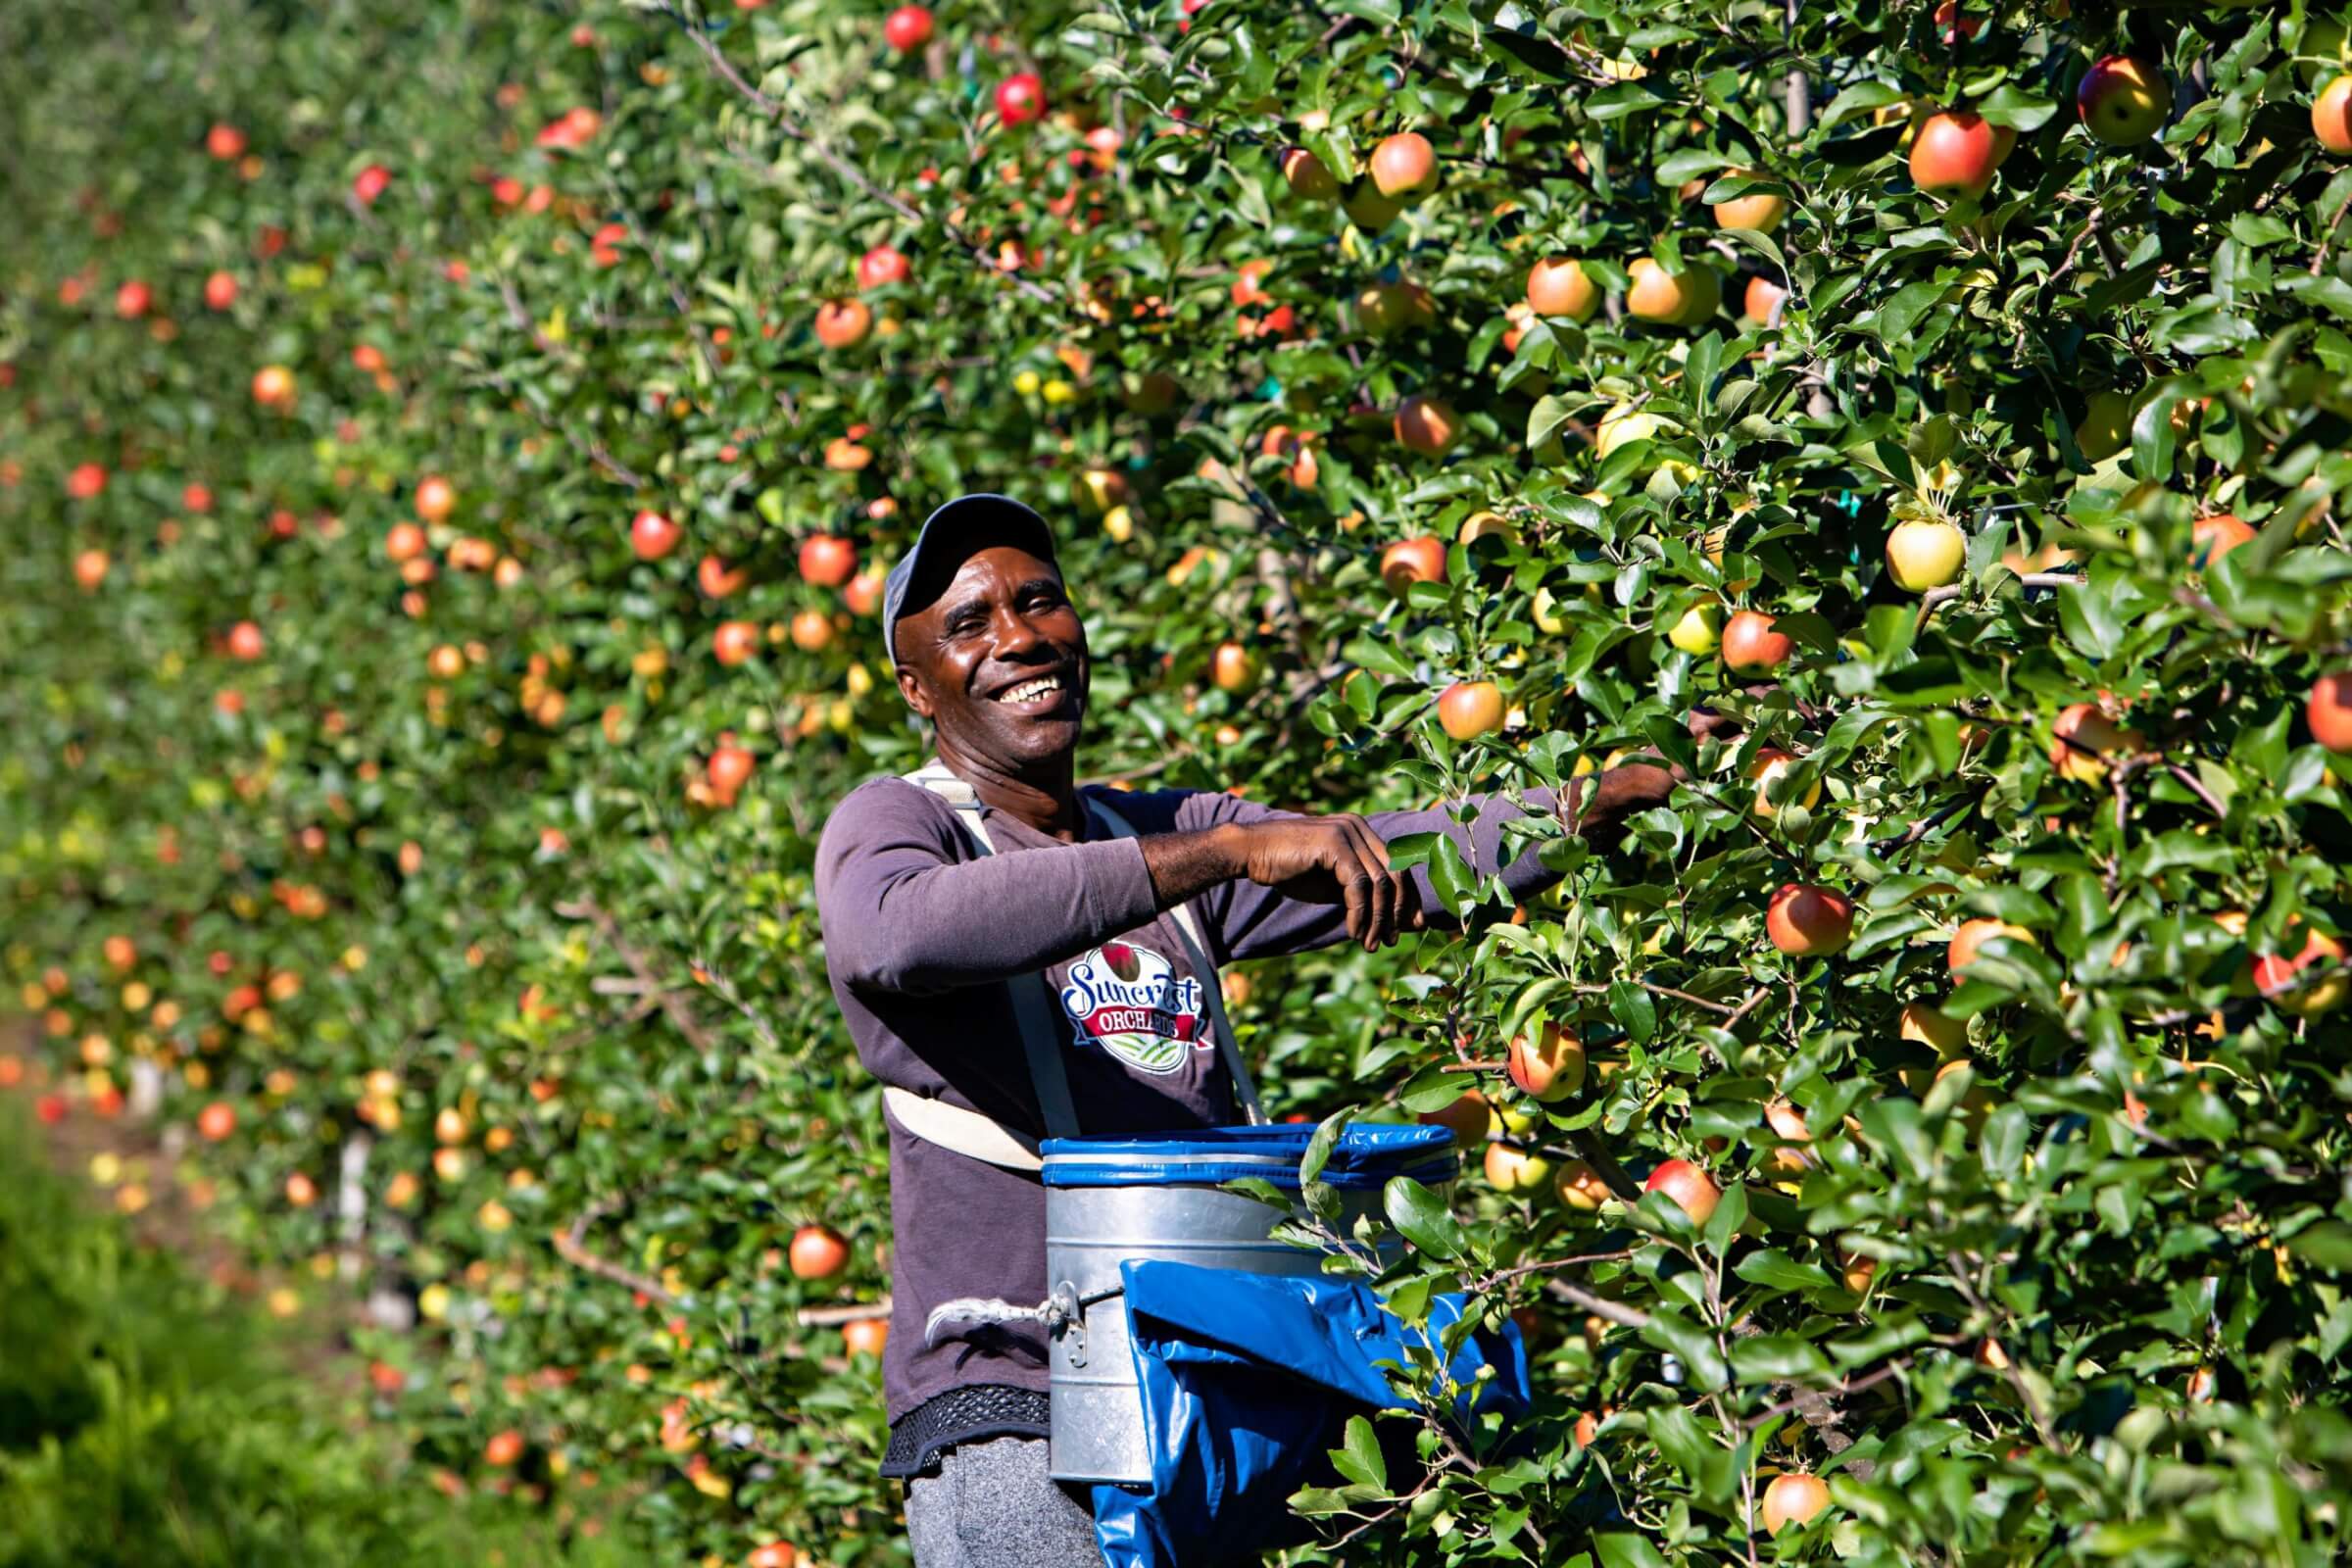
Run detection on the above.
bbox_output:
[0,1104,626,1568]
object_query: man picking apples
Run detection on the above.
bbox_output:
[813,494,1673,1566]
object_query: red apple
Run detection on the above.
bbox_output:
[1908,110,2008,198]
[789,1223,850,1280]
[203,270,238,310]
[2308,669,2352,753]
[858,244,910,289]
[114,280,151,318]
[2251,923,2349,1017]
[183,482,214,513]
[713,620,760,666]
[1948,917,2034,978]
[799,533,858,587]
[2189,513,2254,569]
[484,1429,524,1467]
[206,122,247,161]
[708,745,757,799]
[2049,702,2144,785]
[631,509,681,561]
[996,73,1046,126]
[352,163,392,204]
[1767,883,1854,956]
[73,550,110,591]
[415,474,457,523]
[1380,535,1446,595]
[845,566,887,617]
[2319,75,2352,157]
[1279,147,1339,203]
[1211,641,1259,694]
[1721,609,1792,674]
[1438,679,1504,742]
[1526,257,1599,321]
[1642,1159,1721,1225]
[1418,1090,1493,1147]
[1394,394,1460,458]
[197,1102,236,1141]
[1742,274,1788,324]
[251,364,295,408]
[1760,1473,1832,1534]
[814,298,872,349]
[884,4,933,51]
[66,463,107,500]
[699,555,747,599]
[226,620,266,662]
[1369,131,1437,199]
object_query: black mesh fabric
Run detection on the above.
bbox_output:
[880,1382,1053,1479]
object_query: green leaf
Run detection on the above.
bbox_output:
[1331,1413,1388,1490]
[1384,1176,1468,1260]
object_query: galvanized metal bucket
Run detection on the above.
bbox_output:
[1037,1124,1457,1485]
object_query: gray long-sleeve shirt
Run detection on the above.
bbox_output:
[811,775,1563,1426]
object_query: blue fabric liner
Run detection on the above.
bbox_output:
[1089,1260,1530,1568]
[1040,1122,1457,1191]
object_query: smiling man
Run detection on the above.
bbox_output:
[812,494,1673,1567]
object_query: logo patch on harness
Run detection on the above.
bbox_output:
[1057,941,1207,1075]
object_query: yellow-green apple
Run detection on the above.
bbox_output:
[1483,1141,1552,1193]
[1211,641,1259,694]
[1747,749,1821,818]
[1506,1021,1585,1102]
[2078,56,2169,146]
[1667,603,1722,656]
[1886,517,1966,590]
[1711,170,1786,232]
[2049,702,2144,785]
[1899,1000,1969,1058]
[1554,1159,1611,1211]
[2074,389,2132,461]
[1626,258,1720,325]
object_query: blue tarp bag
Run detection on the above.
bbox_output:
[1036,1125,1529,1568]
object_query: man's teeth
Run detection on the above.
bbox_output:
[1000,675,1062,704]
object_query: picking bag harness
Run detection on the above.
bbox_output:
[880,761,1266,1173]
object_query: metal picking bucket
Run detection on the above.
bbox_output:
[1037,1123,1456,1485]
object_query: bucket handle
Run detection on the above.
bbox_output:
[924,1282,1126,1365]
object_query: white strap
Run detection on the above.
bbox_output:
[879,761,1266,1170]
[883,1085,1044,1172]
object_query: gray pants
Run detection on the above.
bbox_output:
[906,1435,1102,1567]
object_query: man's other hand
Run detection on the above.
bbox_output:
[1219,815,1427,952]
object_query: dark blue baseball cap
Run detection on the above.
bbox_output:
[882,494,1058,666]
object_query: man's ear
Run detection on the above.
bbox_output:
[895,663,935,719]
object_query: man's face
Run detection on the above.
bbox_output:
[894,544,1088,769]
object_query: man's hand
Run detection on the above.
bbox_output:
[1219,815,1427,952]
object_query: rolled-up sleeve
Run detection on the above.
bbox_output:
[1176,789,1567,962]
[814,779,1161,996]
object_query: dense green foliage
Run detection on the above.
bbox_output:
[9,0,2352,1563]
[0,1108,621,1568]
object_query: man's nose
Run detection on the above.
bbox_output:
[989,606,1050,658]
